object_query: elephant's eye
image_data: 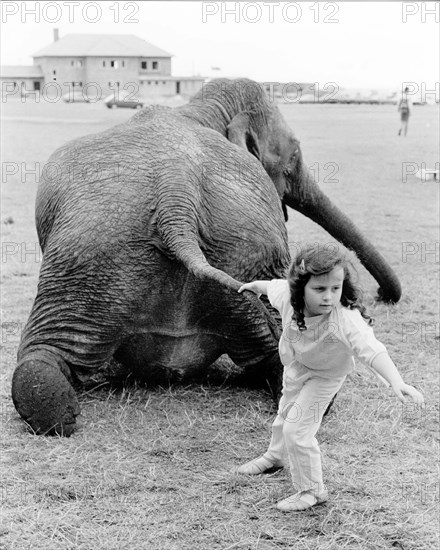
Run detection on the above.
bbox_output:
[289,150,298,164]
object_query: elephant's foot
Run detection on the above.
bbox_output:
[205,354,242,384]
[12,357,80,436]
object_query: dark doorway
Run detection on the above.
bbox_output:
[34,81,41,91]
[176,81,181,94]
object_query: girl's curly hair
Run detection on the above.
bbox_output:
[288,243,373,331]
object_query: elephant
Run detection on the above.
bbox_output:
[11,78,401,436]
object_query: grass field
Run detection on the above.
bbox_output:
[1,97,439,550]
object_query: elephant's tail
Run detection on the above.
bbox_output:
[154,177,241,289]
[167,237,239,289]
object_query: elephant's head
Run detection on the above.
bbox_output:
[190,78,401,303]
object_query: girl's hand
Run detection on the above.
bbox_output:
[238,281,262,297]
[392,383,424,405]
[238,282,262,296]
[238,280,269,297]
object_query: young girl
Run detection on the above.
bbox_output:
[235,244,424,512]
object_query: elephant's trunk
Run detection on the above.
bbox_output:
[285,168,401,303]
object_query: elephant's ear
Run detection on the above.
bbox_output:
[227,112,261,161]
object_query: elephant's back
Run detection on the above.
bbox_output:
[35,107,193,248]
[39,105,203,197]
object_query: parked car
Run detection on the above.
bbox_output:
[62,91,91,103]
[21,89,40,99]
[104,91,144,109]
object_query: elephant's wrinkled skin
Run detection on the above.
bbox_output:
[12,79,401,436]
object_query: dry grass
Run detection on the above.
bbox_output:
[1,98,439,550]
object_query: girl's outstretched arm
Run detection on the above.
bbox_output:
[237,280,270,297]
[371,354,424,405]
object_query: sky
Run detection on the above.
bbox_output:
[0,1,439,91]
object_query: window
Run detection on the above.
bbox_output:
[152,61,158,70]
[71,60,74,66]
[141,61,147,69]
[103,61,106,67]
[122,61,125,68]
[110,60,119,69]
[155,81,158,85]
[53,70,56,75]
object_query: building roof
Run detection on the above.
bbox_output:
[32,34,172,58]
[0,65,44,78]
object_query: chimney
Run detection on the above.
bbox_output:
[54,28,59,42]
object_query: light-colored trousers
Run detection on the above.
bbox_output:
[263,361,346,497]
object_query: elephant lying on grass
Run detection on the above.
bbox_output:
[12,78,401,436]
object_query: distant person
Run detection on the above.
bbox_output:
[233,244,424,512]
[398,87,411,136]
